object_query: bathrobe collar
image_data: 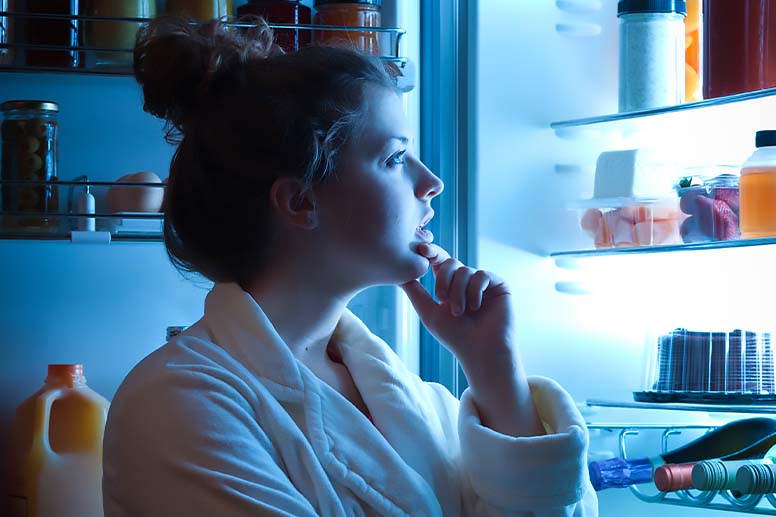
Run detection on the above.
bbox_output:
[202,282,443,516]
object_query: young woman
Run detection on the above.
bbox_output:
[102,17,597,516]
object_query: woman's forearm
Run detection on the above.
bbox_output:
[460,348,545,438]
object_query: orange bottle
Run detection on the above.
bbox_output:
[6,364,110,517]
[685,0,701,101]
[740,131,776,239]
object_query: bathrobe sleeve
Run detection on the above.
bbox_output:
[420,375,598,516]
[102,366,320,517]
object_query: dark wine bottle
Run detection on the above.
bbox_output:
[589,417,776,491]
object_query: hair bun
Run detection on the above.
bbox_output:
[133,16,280,137]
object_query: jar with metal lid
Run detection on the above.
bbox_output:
[618,0,687,112]
[313,0,381,55]
[237,0,312,52]
[1,100,60,229]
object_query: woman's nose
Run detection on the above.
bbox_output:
[414,159,444,200]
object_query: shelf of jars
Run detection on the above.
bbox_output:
[586,401,776,515]
[0,13,412,89]
[0,179,164,242]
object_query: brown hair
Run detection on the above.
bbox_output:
[133,17,398,286]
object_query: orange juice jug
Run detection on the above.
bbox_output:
[6,364,110,517]
[740,130,776,239]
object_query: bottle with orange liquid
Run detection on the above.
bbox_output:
[6,364,110,517]
[740,131,776,239]
[684,0,701,102]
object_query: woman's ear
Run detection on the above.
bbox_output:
[269,177,318,229]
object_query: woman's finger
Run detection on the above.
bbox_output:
[416,243,451,267]
[433,258,463,301]
[448,266,476,316]
[466,270,492,311]
[399,280,439,323]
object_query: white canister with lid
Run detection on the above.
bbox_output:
[618,0,686,112]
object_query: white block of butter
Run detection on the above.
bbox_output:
[593,149,677,200]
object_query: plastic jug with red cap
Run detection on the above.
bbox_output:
[6,364,110,517]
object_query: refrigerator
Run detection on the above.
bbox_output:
[2,0,776,515]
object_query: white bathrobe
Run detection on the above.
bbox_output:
[103,283,598,516]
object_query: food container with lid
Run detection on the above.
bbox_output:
[638,327,776,403]
[574,148,684,249]
[313,0,382,55]
[1,100,60,230]
[677,166,740,243]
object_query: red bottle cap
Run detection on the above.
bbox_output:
[654,463,696,492]
[46,364,85,388]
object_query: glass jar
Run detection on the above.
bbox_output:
[703,0,776,99]
[80,0,156,69]
[7,0,79,67]
[237,0,312,52]
[165,0,233,20]
[617,0,686,112]
[313,0,381,55]
[1,100,59,229]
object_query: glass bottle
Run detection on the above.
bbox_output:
[703,0,776,99]
[80,0,156,69]
[588,417,776,490]
[1,100,59,230]
[237,0,312,52]
[165,0,233,20]
[313,0,381,55]
[7,0,79,67]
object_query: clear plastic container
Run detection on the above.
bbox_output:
[740,130,776,239]
[638,328,776,403]
[576,197,683,249]
[677,168,740,243]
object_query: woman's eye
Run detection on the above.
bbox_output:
[387,150,406,167]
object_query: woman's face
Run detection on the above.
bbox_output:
[314,86,444,288]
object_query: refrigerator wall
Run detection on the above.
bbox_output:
[473,0,776,515]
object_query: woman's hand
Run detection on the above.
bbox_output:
[401,242,543,436]
[400,243,516,369]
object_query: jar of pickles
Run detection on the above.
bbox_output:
[313,0,381,55]
[1,100,59,229]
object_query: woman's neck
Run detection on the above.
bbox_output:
[244,258,355,360]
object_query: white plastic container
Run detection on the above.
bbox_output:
[618,0,687,112]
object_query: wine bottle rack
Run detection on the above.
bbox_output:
[589,423,776,515]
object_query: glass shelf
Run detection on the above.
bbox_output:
[0,179,164,242]
[551,237,776,260]
[552,87,776,130]
[587,399,776,415]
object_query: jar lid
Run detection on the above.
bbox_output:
[618,0,686,16]
[756,130,776,148]
[314,0,382,7]
[0,100,59,112]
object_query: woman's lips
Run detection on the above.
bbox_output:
[415,227,434,243]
